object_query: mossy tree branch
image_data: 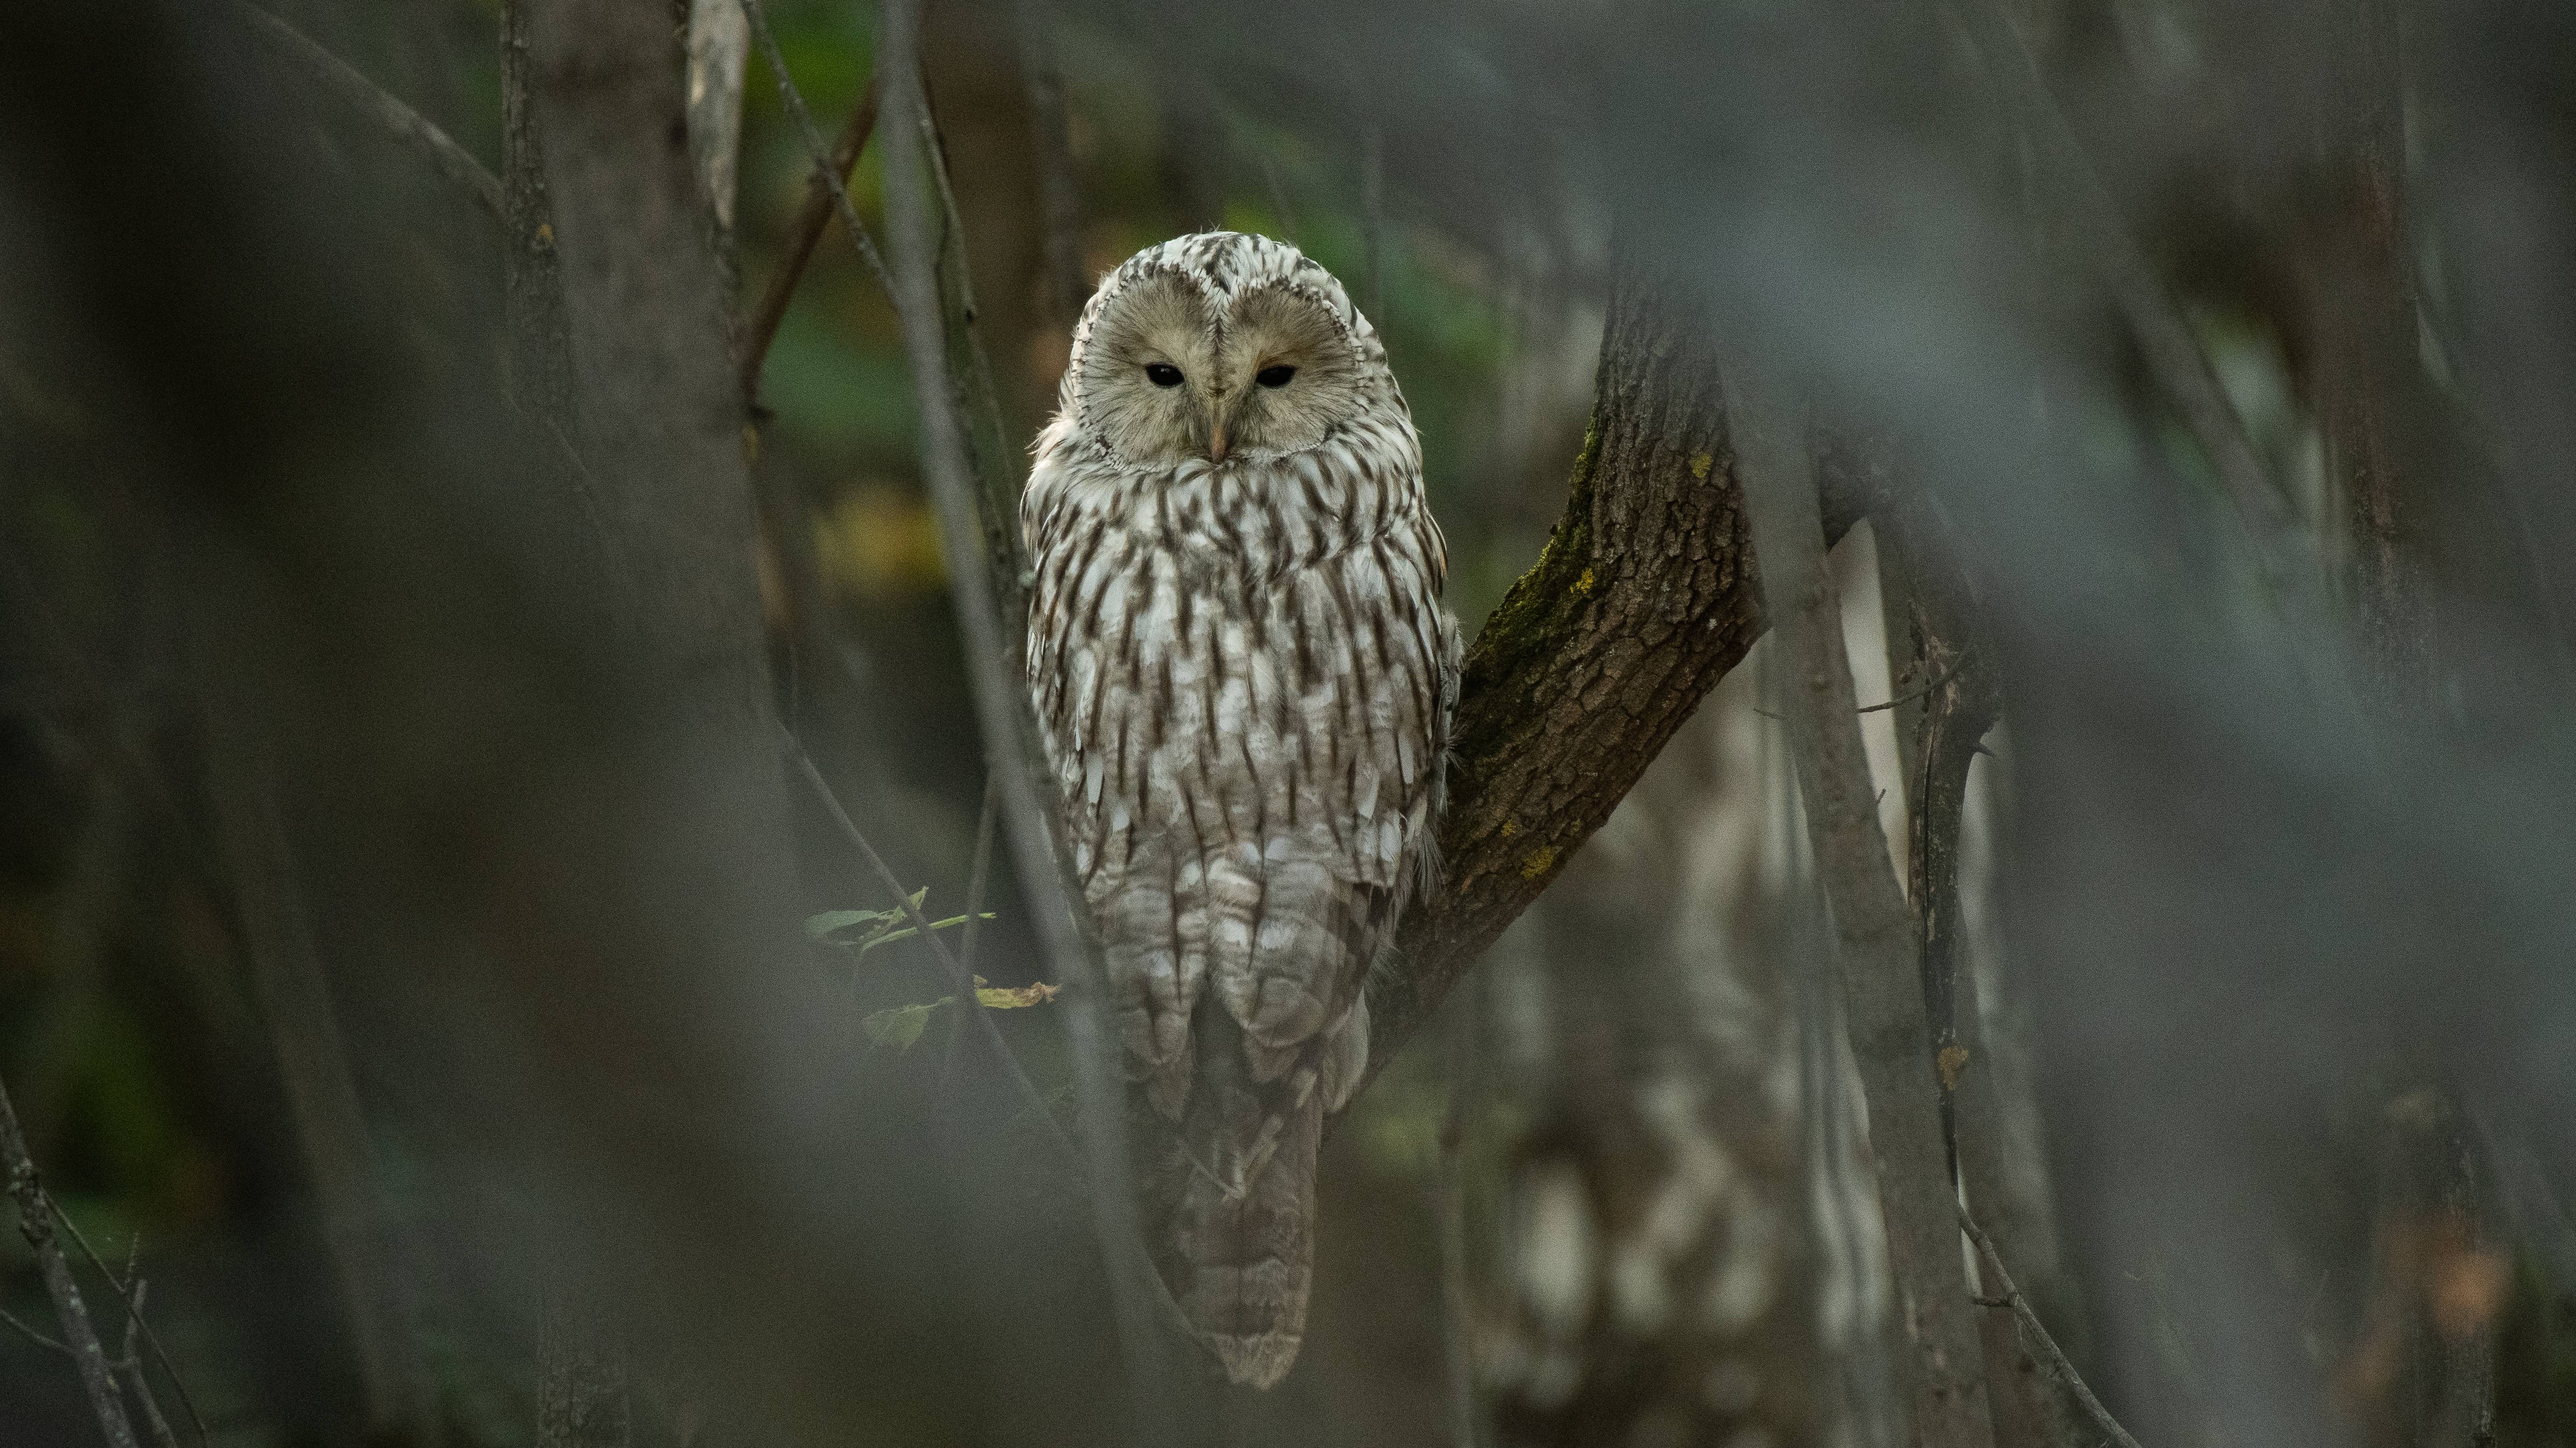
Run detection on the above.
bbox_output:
[1360,256,1865,1090]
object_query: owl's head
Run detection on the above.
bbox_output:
[1064,232,1389,468]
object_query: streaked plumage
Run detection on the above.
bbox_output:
[1023,231,1458,1387]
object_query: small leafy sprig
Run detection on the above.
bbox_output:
[804,889,989,957]
[858,978,1061,1052]
[805,893,1054,1051]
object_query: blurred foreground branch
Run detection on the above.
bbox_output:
[1947,0,2299,581]
[194,654,439,1443]
[1015,0,1089,321]
[870,0,1187,1416]
[231,0,502,218]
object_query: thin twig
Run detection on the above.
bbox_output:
[0,1303,70,1354]
[941,774,1004,1091]
[118,1280,183,1448]
[1864,653,1968,715]
[1960,1206,2146,1448]
[230,1,502,218]
[0,1073,140,1448]
[739,75,882,403]
[786,739,1071,1159]
[50,1206,211,1448]
[740,0,894,300]
[1752,654,1970,723]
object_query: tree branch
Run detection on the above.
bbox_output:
[685,0,750,240]
[1877,486,2062,1448]
[116,1278,183,1448]
[231,0,502,218]
[1733,367,1995,1448]
[871,0,1186,1414]
[0,1071,140,1448]
[192,600,437,1444]
[1961,1208,2145,1448]
[737,73,880,405]
[741,0,893,301]
[1362,259,1864,1091]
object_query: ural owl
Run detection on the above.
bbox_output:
[1023,232,1459,1386]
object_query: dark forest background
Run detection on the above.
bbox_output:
[4,0,2576,1444]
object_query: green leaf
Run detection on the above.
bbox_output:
[805,908,899,941]
[860,1000,947,1052]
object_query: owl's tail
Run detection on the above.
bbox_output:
[1158,1007,1335,1390]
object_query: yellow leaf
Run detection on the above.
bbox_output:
[975,982,1060,1010]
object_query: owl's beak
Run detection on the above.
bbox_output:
[1206,388,1244,464]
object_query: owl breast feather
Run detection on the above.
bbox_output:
[1022,413,1455,1112]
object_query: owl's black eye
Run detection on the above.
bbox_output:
[1255,364,1297,388]
[1144,362,1183,388]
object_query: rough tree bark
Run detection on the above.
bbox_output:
[1361,255,1867,1094]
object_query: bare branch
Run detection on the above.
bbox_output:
[501,0,572,423]
[0,1302,69,1355]
[0,1072,140,1448]
[1732,368,1994,1448]
[1961,1208,2146,1448]
[873,0,1185,1410]
[738,75,881,404]
[192,616,435,1442]
[230,1,502,218]
[1877,488,2060,1448]
[740,0,893,301]
[116,1279,183,1448]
